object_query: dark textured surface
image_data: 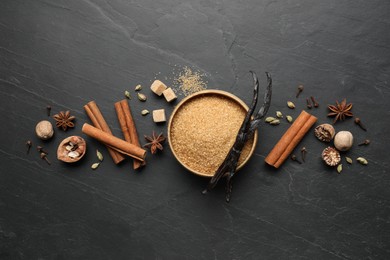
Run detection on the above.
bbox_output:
[1,0,389,259]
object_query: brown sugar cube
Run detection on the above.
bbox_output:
[162,88,177,102]
[150,80,168,96]
[152,109,166,123]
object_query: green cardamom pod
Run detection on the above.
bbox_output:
[276,111,283,118]
[96,149,103,162]
[287,101,295,109]
[265,117,276,123]
[135,84,142,91]
[137,93,147,101]
[337,164,342,173]
[286,115,293,123]
[357,157,368,165]
[345,157,353,164]
[91,162,100,170]
[141,109,150,116]
[270,119,280,125]
[125,90,131,99]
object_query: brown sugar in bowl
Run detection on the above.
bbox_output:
[168,90,258,177]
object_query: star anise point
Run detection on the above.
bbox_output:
[53,110,76,131]
[327,99,353,124]
[143,131,165,154]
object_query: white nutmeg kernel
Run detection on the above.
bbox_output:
[334,131,353,152]
[35,120,54,140]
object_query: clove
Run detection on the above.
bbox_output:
[358,139,370,146]
[40,152,51,165]
[296,85,304,98]
[311,96,319,107]
[46,105,51,116]
[354,117,367,131]
[291,154,302,164]
[301,147,307,162]
[26,140,32,154]
[306,98,312,109]
[37,146,48,154]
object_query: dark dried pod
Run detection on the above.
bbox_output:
[314,123,335,142]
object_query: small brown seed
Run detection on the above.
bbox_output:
[296,85,304,98]
[26,140,32,154]
[311,96,319,107]
[46,105,51,116]
[358,139,370,146]
[306,98,312,109]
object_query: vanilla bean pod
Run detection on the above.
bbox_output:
[202,71,272,202]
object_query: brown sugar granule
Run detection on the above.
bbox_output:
[170,95,254,175]
[175,67,207,96]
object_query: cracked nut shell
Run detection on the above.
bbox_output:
[57,136,86,163]
[322,147,341,166]
[314,123,335,142]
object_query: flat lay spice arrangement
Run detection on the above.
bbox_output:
[24,68,371,202]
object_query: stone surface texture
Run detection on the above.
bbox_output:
[0,0,389,259]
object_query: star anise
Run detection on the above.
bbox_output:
[143,131,165,154]
[53,110,75,131]
[327,98,353,124]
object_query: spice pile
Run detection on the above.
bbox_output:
[24,69,371,202]
[262,84,370,173]
[170,94,254,175]
[174,66,207,96]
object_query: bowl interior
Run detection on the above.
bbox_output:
[168,90,258,177]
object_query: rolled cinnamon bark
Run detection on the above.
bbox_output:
[84,101,125,164]
[265,110,317,168]
[114,100,144,169]
[82,123,146,162]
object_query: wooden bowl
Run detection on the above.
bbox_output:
[168,90,258,177]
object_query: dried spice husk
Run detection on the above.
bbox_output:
[357,157,368,165]
[287,101,295,109]
[269,119,280,125]
[125,91,131,99]
[286,115,293,123]
[276,111,283,118]
[137,93,147,101]
[97,150,103,162]
[337,164,343,173]
[141,109,150,116]
[345,157,353,164]
[265,117,275,123]
[135,85,142,91]
[91,162,100,169]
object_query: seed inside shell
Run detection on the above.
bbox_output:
[322,147,341,166]
[314,123,335,142]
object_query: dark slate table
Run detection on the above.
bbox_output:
[1,0,389,259]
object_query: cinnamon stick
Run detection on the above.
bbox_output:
[82,123,146,161]
[84,101,125,164]
[265,110,317,168]
[114,100,144,169]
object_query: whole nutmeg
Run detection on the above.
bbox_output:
[35,120,54,140]
[322,147,341,166]
[314,123,335,142]
[57,136,87,163]
[334,131,353,152]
